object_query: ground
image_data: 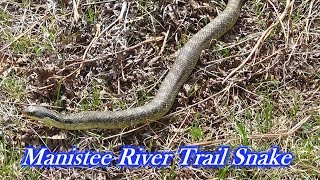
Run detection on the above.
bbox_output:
[0,0,319,179]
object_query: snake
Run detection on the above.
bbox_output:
[23,0,243,130]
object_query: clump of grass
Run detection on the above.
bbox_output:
[190,112,204,141]
[5,27,53,55]
[138,90,153,106]
[0,9,10,22]
[85,7,96,23]
[229,110,249,146]
[1,75,26,101]
[42,18,60,41]
[168,160,176,180]
[80,84,102,110]
[81,99,90,111]
[180,32,189,48]
[11,36,34,54]
[257,97,273,133]
[111,98,127,110]
[1,132,41,179]
[221,48,231,57]
[289,96,300,118]
[218,166,231,179]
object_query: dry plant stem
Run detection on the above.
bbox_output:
[159,28,171,56]
[305,0,316,42]
[72,0,81,22]
[222,0,295,84]
[82,0,116,6]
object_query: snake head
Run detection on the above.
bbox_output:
[22,106,61,122]
[23,106,79,129]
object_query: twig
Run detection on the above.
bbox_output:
[305,0,315,42]
[159,27,170,55]
[82,24,101,60]
[82,0,116,6]
[72,0,81,22]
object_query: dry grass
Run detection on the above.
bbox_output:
[0,0,319,179]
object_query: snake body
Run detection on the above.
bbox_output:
[23,0,243,130]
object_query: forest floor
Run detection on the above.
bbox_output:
[0,0,319,179]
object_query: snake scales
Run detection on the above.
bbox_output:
[23,0,243,130]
